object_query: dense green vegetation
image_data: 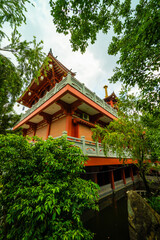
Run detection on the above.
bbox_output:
[0,1,46,134]
[92,93,160,194]
[0,1,160,238]
[148,196,160,215]
[0,135,99,240]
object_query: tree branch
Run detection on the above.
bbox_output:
[0,48,16,53]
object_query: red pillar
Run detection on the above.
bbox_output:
[66,114,72,136]
[23,129,27,137]
[75,124,79,138]
[130,167,134,181]
[33,127,36,137]
[93,173,98,184]
[110,170,115,190]
[72,119,79,138]
[32,126,37,142]
[46,121,51,139]
[121,168,126,184]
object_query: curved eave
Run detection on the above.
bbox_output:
[13,84,117,130]
[48,53,76,77]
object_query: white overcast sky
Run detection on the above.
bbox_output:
[3,0,124,113]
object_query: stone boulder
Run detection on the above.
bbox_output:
[127,190,160,240]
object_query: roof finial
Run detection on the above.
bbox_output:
[104,85,108,98]
[49,48,53,54]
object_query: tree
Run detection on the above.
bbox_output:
[0,135,99,240]
[0,54,22,134]
[142,109,160,162]
[92,94,159,194]
[0,1,48,133]
[50,0,160,110]
[0,1,46,84]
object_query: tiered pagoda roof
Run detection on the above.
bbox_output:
[18,49,75,108]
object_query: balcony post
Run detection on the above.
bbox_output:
[62,131,67,137]
[96,142,99,156]
[81,136,86,155]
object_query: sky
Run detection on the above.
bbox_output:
[3,0,123,113]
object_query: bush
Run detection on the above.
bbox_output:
[0,134,99,240]
[148,196,160,215]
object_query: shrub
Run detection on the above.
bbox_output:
[0,134,99,240]
[148,196,160,215]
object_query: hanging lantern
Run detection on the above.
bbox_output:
[20,101,23,104]
[28,92,31,96]
[40,76,44,81]
[49,64,53,69]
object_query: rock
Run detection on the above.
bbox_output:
[127,190,160,240]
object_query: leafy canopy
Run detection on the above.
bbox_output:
[0,135,99,240]
[50,0,160,110]
[92,93,160,193]
[0,1,47,133]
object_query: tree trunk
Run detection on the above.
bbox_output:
[141,170,151,196]
[139,150,151,196]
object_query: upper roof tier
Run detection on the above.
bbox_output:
[14,72,118,130]
[104,92,118,103]
[18,49,76,108]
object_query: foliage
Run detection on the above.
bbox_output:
[142,109,160,162]
[92,94,159,193]
[0,0,46,84]
[0,54,22,134]
[0,134,99,240]
[108,0,160,111]
[148,196,160,215]
[0,1,47,133]
[0,0,32,41]
[50,0,160,110]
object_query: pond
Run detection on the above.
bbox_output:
[84,196,130,240]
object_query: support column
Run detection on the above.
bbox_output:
[66,114,72,136]
[46,120,51,139]
[110,170,115,190]
[26,122,37,139]
[75,123,79,138]
[121,168,126,185]
[130,167,134,181]
[22,129,27,137]
[93,173,98,184]
[72,119,79,138]
[39,112,52,140]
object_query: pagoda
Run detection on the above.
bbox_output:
[13,50,139,196]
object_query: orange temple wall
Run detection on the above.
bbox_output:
[25,116,93,141]
[50,116,66,138]
[78,124,93,141]
[36,125,48,140]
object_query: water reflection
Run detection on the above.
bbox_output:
[85,197,130,240]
